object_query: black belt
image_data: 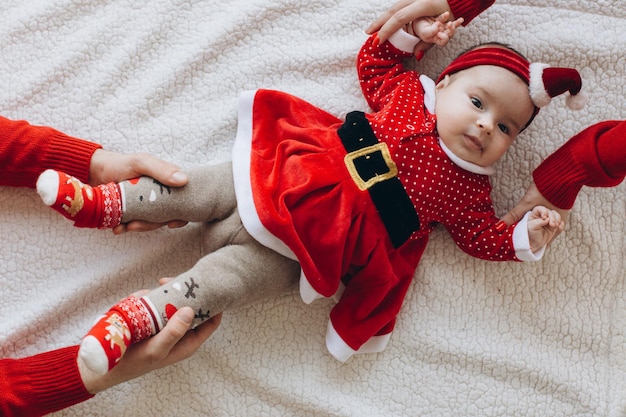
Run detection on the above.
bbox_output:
[338,111,420,248]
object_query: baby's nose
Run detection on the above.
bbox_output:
[477,119,493,136]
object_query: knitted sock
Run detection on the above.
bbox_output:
[80,275,221,375]
[36,170,122,228]
[79,296,159,375]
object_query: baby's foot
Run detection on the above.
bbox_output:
[36,169,122,228]
[79,296,156,375]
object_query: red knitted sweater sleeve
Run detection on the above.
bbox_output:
[0,346,94,417]
[0,116,101,188]
[532,120,626,209]
[447,0,496,25]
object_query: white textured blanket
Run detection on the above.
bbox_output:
[1,1,624,416]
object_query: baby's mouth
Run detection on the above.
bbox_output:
[464,134,483,151]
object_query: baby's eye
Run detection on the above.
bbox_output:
[470,97,482,109]
[498,123,509,134]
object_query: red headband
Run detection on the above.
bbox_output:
[436,46,586,120]
[437,47,530,85]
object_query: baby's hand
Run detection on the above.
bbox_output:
[405,12,463,47]
[527,206,565,252]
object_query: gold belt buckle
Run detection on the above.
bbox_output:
[344,142,398,191]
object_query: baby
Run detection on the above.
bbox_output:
[38,10,582,374]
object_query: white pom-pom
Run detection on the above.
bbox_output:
[79,335,110,375]
[529,63,551,108]
[566,91,587,110]
[36,169,60,206]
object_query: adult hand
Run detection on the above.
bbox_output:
[88,149,189,233]
[80,293,221,394]
[88,149,188,186]
[366,0,454,45]
[499,182,570,237]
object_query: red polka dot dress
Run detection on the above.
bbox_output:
[233,31,540,362]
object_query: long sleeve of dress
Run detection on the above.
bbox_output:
[0,116,101,188]
[357,0,497,108]
[357,30,419,111]
[0,346,94,417]
[533,120,626,209]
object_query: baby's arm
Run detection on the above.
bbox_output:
[526,206,565,252]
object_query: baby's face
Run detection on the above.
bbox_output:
[434,65,535,167]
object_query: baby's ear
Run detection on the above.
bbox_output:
[435,74,450,91]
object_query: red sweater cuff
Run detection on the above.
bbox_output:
[533,121,625,209]
[595,121,626,179]
[447,0,496,25]
[43,132,102,183]
[0,116,102,188]
[0,346,93,417]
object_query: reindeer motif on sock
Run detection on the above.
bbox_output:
[62,176,92,217]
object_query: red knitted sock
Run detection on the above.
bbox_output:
[36,169,122,228]
[79,296,157,375]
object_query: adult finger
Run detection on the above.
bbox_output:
[500,183,544,226]
[158,277,175,286]
[499,205,527,228]
[365,0,413,35]
[413,40,433,60]
[129,153,188,187]
[145,307,196,361]
[158,313,223,366]
[112,220,188,235]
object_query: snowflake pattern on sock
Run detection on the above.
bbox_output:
[100,182,122,229]
[118,296,154,342]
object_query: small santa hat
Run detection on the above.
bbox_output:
[529,63,586,110]
[437,45,587,127]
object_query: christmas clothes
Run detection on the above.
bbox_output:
[0,0,499,409]
[233,29,543,362]
[0,346,93,417]
[533,120,626,209]
[0,116,101,188]
[0,116,98,415]
[1,1,500,405]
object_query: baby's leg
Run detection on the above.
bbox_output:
[37,162,236,228]
[120,162,236,224]
[148,227,300,328]
[78,216,300,374]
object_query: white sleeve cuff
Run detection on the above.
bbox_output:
[387,29,420,54]
[513,211,547,261]
[325,321,391,362]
